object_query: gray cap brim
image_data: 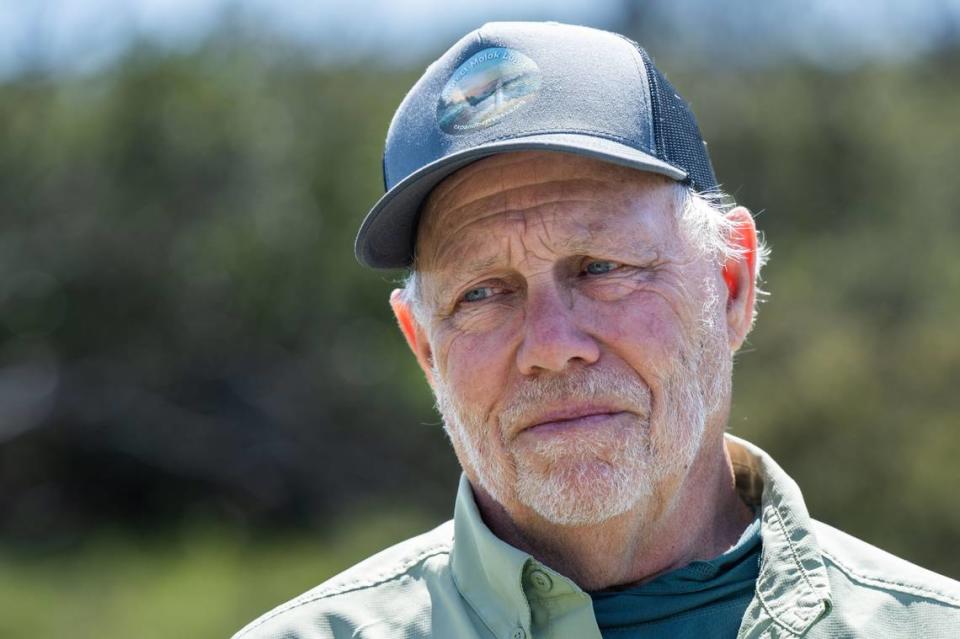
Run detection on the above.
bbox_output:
[355,132,687,269]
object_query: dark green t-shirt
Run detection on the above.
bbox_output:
[590,517,761,638]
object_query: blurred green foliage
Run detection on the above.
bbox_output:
[685,56,960,564]
[0,30,958,638]
[0,509,433,639]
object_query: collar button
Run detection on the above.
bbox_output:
[528,568,554,592]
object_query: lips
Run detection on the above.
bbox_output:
[522,404,628,434]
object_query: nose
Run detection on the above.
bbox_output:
[516,283,601,375]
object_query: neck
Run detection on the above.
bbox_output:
[470,435,754,591]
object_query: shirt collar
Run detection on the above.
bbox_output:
[449,473,535,639]
[450,475,601,638]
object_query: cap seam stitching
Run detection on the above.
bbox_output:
[637,48,667,161]
[615,35,655,150]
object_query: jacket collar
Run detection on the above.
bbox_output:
[727,435,833,636]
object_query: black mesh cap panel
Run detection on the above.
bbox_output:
[633,45,719,194]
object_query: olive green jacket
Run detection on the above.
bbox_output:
[233,436,960,638]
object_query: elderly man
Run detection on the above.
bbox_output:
[235,22,959,638]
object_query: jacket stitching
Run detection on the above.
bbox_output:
[753,504,822,634]
[754,573,816,637]
[820,548,960,608]
[771,502,819,595]
[234,544,452,637]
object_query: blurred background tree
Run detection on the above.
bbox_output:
[0,1,957,637]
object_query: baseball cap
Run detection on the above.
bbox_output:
[355,21,718,269]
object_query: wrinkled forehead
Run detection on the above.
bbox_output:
[415,150,676,270]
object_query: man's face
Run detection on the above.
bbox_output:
[411,151,734,527]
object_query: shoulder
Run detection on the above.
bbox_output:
[811,519,960,607]
[232,520,455,639]
[808,519,960,637]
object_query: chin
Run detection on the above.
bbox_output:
[514,458,650,527]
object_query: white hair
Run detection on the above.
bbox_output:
[401,184,770,330]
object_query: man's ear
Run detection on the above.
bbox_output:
[390,289,435,385]
[720,206,758,352]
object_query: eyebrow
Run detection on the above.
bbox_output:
[554,233,620,255]
[431,229,632,287]
[432,253,503,290]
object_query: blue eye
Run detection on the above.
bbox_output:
[584,260,618,275]
[462,287,491,303]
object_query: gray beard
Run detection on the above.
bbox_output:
[431,291,731,527]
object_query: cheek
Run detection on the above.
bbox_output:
[590,292,688,377]
[436,317,521,408]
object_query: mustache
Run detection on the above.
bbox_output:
[497,367,652,436]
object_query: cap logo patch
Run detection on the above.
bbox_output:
[437,47,541,135]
